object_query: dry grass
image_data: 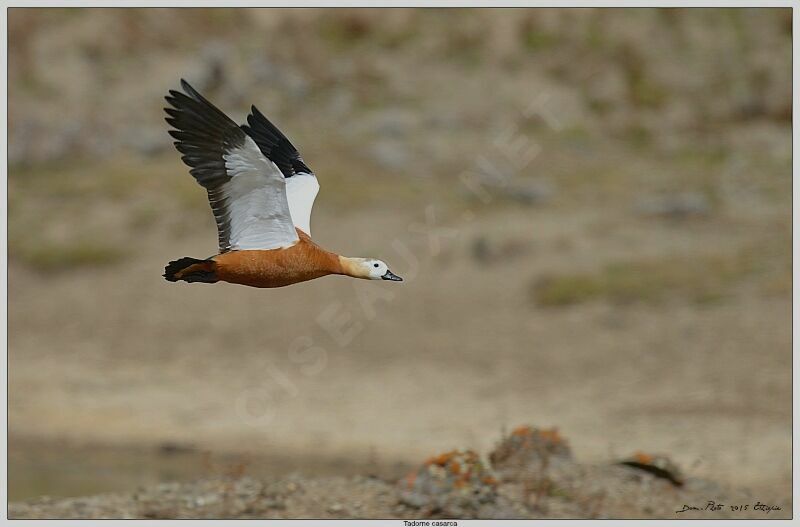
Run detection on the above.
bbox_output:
[9,155,196,202]
[7,155,203,271]
[11,240,127,272]
[531,248,763,307]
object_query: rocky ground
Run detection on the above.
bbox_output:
[9,427,791,519]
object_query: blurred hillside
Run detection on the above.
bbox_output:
[7,8,792,515]
[9,8,791,165]
[8,8,792,269]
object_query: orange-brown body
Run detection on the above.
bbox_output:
[165,229,382,287]
[212,230,344,288]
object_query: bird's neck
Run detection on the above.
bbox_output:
[337,256,370,279]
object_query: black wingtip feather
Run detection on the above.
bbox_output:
[241,104,313,179]
[180,78,194,94]
[162,79,246,255]
[164,80,245,253]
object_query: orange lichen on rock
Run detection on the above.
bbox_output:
[490,424,573,475]
[512,425,533,437]
[427,451,457,467]
[538,428,563,444]
[405,471,417,489]
[509,426,564,447]
[398,449,500,513]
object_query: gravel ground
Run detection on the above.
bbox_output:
[10,471,789,520]
[10,429,791,519]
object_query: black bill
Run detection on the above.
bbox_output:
[381,270,403,281]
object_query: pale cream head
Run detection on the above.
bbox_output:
[340,257,403,281]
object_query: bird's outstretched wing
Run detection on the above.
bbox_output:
[165,80,299,252]
[242,106,320,236]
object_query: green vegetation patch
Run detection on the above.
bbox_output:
[532,249,760,307]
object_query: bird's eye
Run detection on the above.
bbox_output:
[373,263,380,268]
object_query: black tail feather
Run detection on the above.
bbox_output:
[164,257,217,283]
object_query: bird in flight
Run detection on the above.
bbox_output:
[162,79,403,288]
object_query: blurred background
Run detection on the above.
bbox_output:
[8,7,791,504]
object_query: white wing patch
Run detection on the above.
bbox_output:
[285,173,320,236]
[222,136,300,250]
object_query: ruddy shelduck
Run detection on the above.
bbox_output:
[162,80,403,288]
